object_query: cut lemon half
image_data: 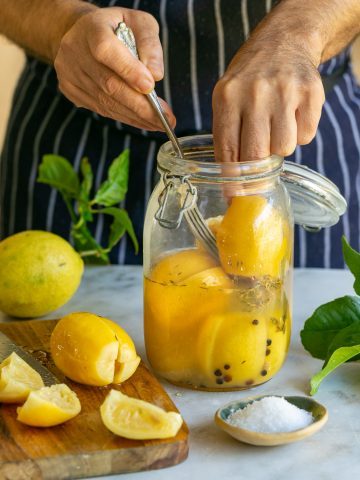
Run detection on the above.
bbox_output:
[0,352,44,403]
[17,384,81,427]
[50,312,140,386]
[100,390,183,440]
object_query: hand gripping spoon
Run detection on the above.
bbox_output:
[114,22,218,260]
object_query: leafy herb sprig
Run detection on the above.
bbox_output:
[37,150,138,264]
[301,237,360,394]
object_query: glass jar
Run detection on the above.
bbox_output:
[143,135,346,391]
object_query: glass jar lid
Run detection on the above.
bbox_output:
[281,161,347,230]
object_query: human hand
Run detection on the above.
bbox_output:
[212,37,325,162]
[54,7,175,131]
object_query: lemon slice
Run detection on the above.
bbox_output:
[0,352,44,403]
[50,312,139,386]
[100,390,183,440]
[17,384,81,427]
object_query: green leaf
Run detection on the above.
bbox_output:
[310,345,360,395]
[71,223,109,265]
[38,154,80,198]
[78,158,93,222]
[300,295,360,360]
[99,207,139,253]
[80,157,93,198]
[342,236,360,295]
[325,322,360,363]
[93,150,129,207]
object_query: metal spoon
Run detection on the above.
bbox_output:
[114,22,218,259]
[114,22,184,158]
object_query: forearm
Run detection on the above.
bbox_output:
[249,0,360,66]
[0,0,96,63]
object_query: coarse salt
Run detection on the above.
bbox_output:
[227,396,313,433]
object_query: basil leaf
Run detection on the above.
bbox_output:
[78,158,93,222]
[99,207,139,253]
[93,150,129,206]
[80,157,93,198]
[342,236,360,295]
[325,322,360,363]
[310,345,360,395]
[300,295,360,360]
[38,154,80,198]
[71,223,109,265]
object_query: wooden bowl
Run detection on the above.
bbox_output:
[215,395,328,446]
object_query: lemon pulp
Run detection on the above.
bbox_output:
[0,352,44,403]
[17,384,81,427]
[100,390,183,439]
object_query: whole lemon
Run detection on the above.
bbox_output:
[50,312,140,386]
[0,231,83,318]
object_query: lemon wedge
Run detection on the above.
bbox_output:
[17,384,81,427]
[100,390,183,440]
[0,352,44,403]
[50,312,140,386]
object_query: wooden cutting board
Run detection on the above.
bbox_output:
[0,320,188,480]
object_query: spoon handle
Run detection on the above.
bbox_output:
[114,22,184,158]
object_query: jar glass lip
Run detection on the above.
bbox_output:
[158,134,283,181]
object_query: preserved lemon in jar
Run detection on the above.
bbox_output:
[144,135,345,390]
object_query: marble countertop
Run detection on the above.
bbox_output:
[1,267,359,480]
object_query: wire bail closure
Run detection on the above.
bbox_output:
[155,174,197,229]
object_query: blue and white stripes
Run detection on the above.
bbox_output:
[1,0,359,268]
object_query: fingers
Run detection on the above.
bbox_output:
[270,107,298,158]
[212,79,242,162]
[60,80,160,131]
[76,55,175,129]
[296,81,325,145]
[87,25,155,94]
[213,76,325,163]
[128,11,164,81]
[241,112,271,161]
[55,7,176,132]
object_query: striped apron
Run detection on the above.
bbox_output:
[1,0,360,267]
